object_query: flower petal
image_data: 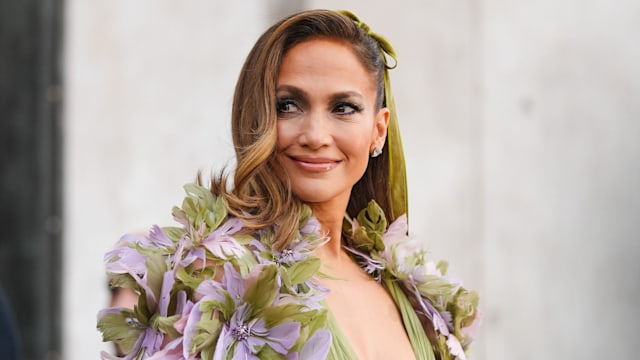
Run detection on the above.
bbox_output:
[382,214,408,247]
[446,334,466,360]
[182,302,203,358]
[147,337,184,360]
[213,327,232,360]
[298,329,331,360]
[148,225,174,247]
[104,247,146,275]
[159,270,175,316]
[262,321,301,354]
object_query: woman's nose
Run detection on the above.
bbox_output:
[297,112,332,149]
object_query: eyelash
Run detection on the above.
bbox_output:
[333,102,362,115]
[275,99,363,116]
[276,99,299,114]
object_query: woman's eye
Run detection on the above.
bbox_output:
[334,102,362,115]
[276,100,299,114]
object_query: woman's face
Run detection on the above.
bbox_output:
[275,38,389,209]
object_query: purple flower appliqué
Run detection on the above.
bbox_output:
[98,309,162,360]
[213,303,300,360]
[192,263,304,359]
[104,245,147,277]
[273,239,314,266]
[343,246,386,280]
[201,217,246,259]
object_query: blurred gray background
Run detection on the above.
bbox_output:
[1,1,638,359]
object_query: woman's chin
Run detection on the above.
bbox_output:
[292,186,352,210]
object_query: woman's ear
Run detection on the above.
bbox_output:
[371,107,390,152]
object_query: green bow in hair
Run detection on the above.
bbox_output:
[337,10,409,223]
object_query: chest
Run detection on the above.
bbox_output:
[317,261,416,360]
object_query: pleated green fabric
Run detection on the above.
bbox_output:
[324,280,435,360]
[384,279,436,360]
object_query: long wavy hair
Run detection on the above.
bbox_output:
[209,9,394,250]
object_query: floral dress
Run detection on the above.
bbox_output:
[97,184,480,360]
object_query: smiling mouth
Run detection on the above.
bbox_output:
[289,156,340,172]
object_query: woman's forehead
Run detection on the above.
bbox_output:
[277,38,377,97]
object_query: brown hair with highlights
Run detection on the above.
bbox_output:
[209,9,394,250]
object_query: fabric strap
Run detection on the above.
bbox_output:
[336,10,409,221]
[385,278,436,360]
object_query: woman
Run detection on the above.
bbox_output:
[98,9,480,360]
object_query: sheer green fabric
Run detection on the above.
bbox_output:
[324,280,435,360]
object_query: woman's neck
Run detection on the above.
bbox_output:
[308,199,348,259]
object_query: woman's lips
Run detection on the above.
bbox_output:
[289,156,340,172]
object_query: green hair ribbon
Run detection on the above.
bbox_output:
[337,10,408,222]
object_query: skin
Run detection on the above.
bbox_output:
[109,38,415,359]
[276,37,387,251]
[276,38,416,360]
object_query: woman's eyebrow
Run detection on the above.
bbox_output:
[276,86,365,106]
[275,85,308,98]
[329,91,364,103]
